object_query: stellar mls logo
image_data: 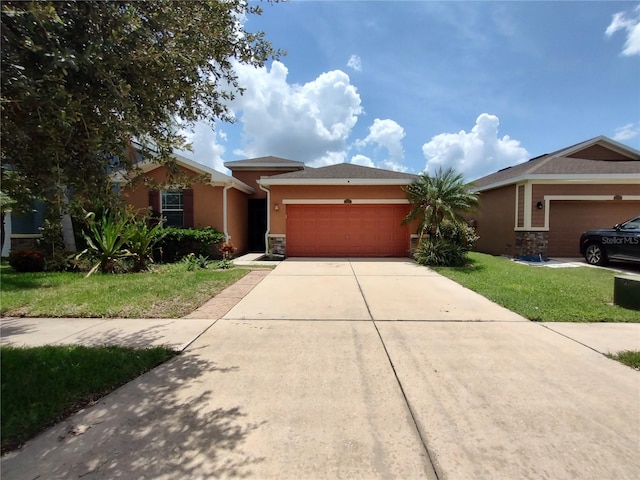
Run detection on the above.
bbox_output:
[602,236,640,245]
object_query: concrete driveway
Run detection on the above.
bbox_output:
[2,259,639,480]
[224,258,524,321]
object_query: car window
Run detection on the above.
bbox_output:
[621,217,640,230]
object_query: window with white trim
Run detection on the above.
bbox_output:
[161,190,184,227]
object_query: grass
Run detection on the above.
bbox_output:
[432,252,640,322]
[1,344,177,453]
[606,350,640,370]
[1,263,248,318]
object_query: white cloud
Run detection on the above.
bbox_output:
[353,118,410,172]
[350,154,375,168]
[177,123,229,174]
[356,118,406,159]
[421,113,529,181]
[229,61,363,165]
[347,54,362,72]
[309,151,348,168]
[379,159,409,173]
[605,5,640,56]
[613,122,640,141]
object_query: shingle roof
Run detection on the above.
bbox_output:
[224,156,305,169]
[471,136,640,191]
[265,163,417,180]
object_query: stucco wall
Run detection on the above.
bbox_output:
[268,184,414,234]
[226,187,249,253]
[473,185,517,256]
[121,165,224,230]
[230,170,298,199]
[530,183,640,228]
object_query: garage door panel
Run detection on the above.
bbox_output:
[287,204,409,257]
[548,201,640,257]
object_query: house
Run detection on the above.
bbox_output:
[470,136,640,259]
[2,151,418,258]
[120,155,419,258]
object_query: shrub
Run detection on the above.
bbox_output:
[438,220,479,252]
[44,250,77,272]
[215,258,234,270]
[413,220,479,267]
[8,250,45,272]
[413,238,470,267]
[154,227,225,263]
[180,253,211,271]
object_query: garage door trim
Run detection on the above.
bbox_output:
[283,198,410,204]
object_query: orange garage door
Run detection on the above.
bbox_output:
[548,200,640,257]
[287,204,410,257]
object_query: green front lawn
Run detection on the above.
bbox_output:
[1,263,248,318]
[433,253,640,322]
[1,345,177,453]
[607,350,640,370]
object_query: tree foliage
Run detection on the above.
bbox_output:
[1,0,280,211]
[404,167,479,242]
[404,168,480,267]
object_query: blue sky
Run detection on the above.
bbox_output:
[179,1,640,181]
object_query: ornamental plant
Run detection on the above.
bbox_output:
[219,242,236,260]
[78,210,134,276]
[8,250,45,272]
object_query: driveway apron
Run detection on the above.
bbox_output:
[2,258,638,480]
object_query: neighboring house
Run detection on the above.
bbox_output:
[470,136,640,259]
[2,201,45,257]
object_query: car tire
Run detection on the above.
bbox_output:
[584,243,607,266]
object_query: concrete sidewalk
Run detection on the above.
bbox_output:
[1,259,639,479]
[0,270,271,351]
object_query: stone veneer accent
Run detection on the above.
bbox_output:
[268,235,286,257]
[410,235,419,257]
[515,231,548,259]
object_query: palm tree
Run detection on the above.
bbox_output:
[403,167,479,243]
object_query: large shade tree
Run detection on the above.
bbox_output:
[404,167,479,242]
[1,0,280,250]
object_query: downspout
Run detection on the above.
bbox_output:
[223,183,232,243]
[1,209,12,257]
[259,181,270,256]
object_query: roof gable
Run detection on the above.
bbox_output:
[550,136,640,160]
[113,152,256,194]
[471,136,640,191]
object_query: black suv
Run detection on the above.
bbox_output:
[579,215,640,265]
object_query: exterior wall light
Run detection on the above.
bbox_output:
[536,201,544,209]
[274,204,279,211]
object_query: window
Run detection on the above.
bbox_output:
[161,190,184,227]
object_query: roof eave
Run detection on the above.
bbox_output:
[547,135,640,160]
[224,162,305,169]
[473,173,640,192]
[259,178,414,186]
[111,155,256,194]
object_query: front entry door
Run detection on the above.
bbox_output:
[248,199,267,252]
